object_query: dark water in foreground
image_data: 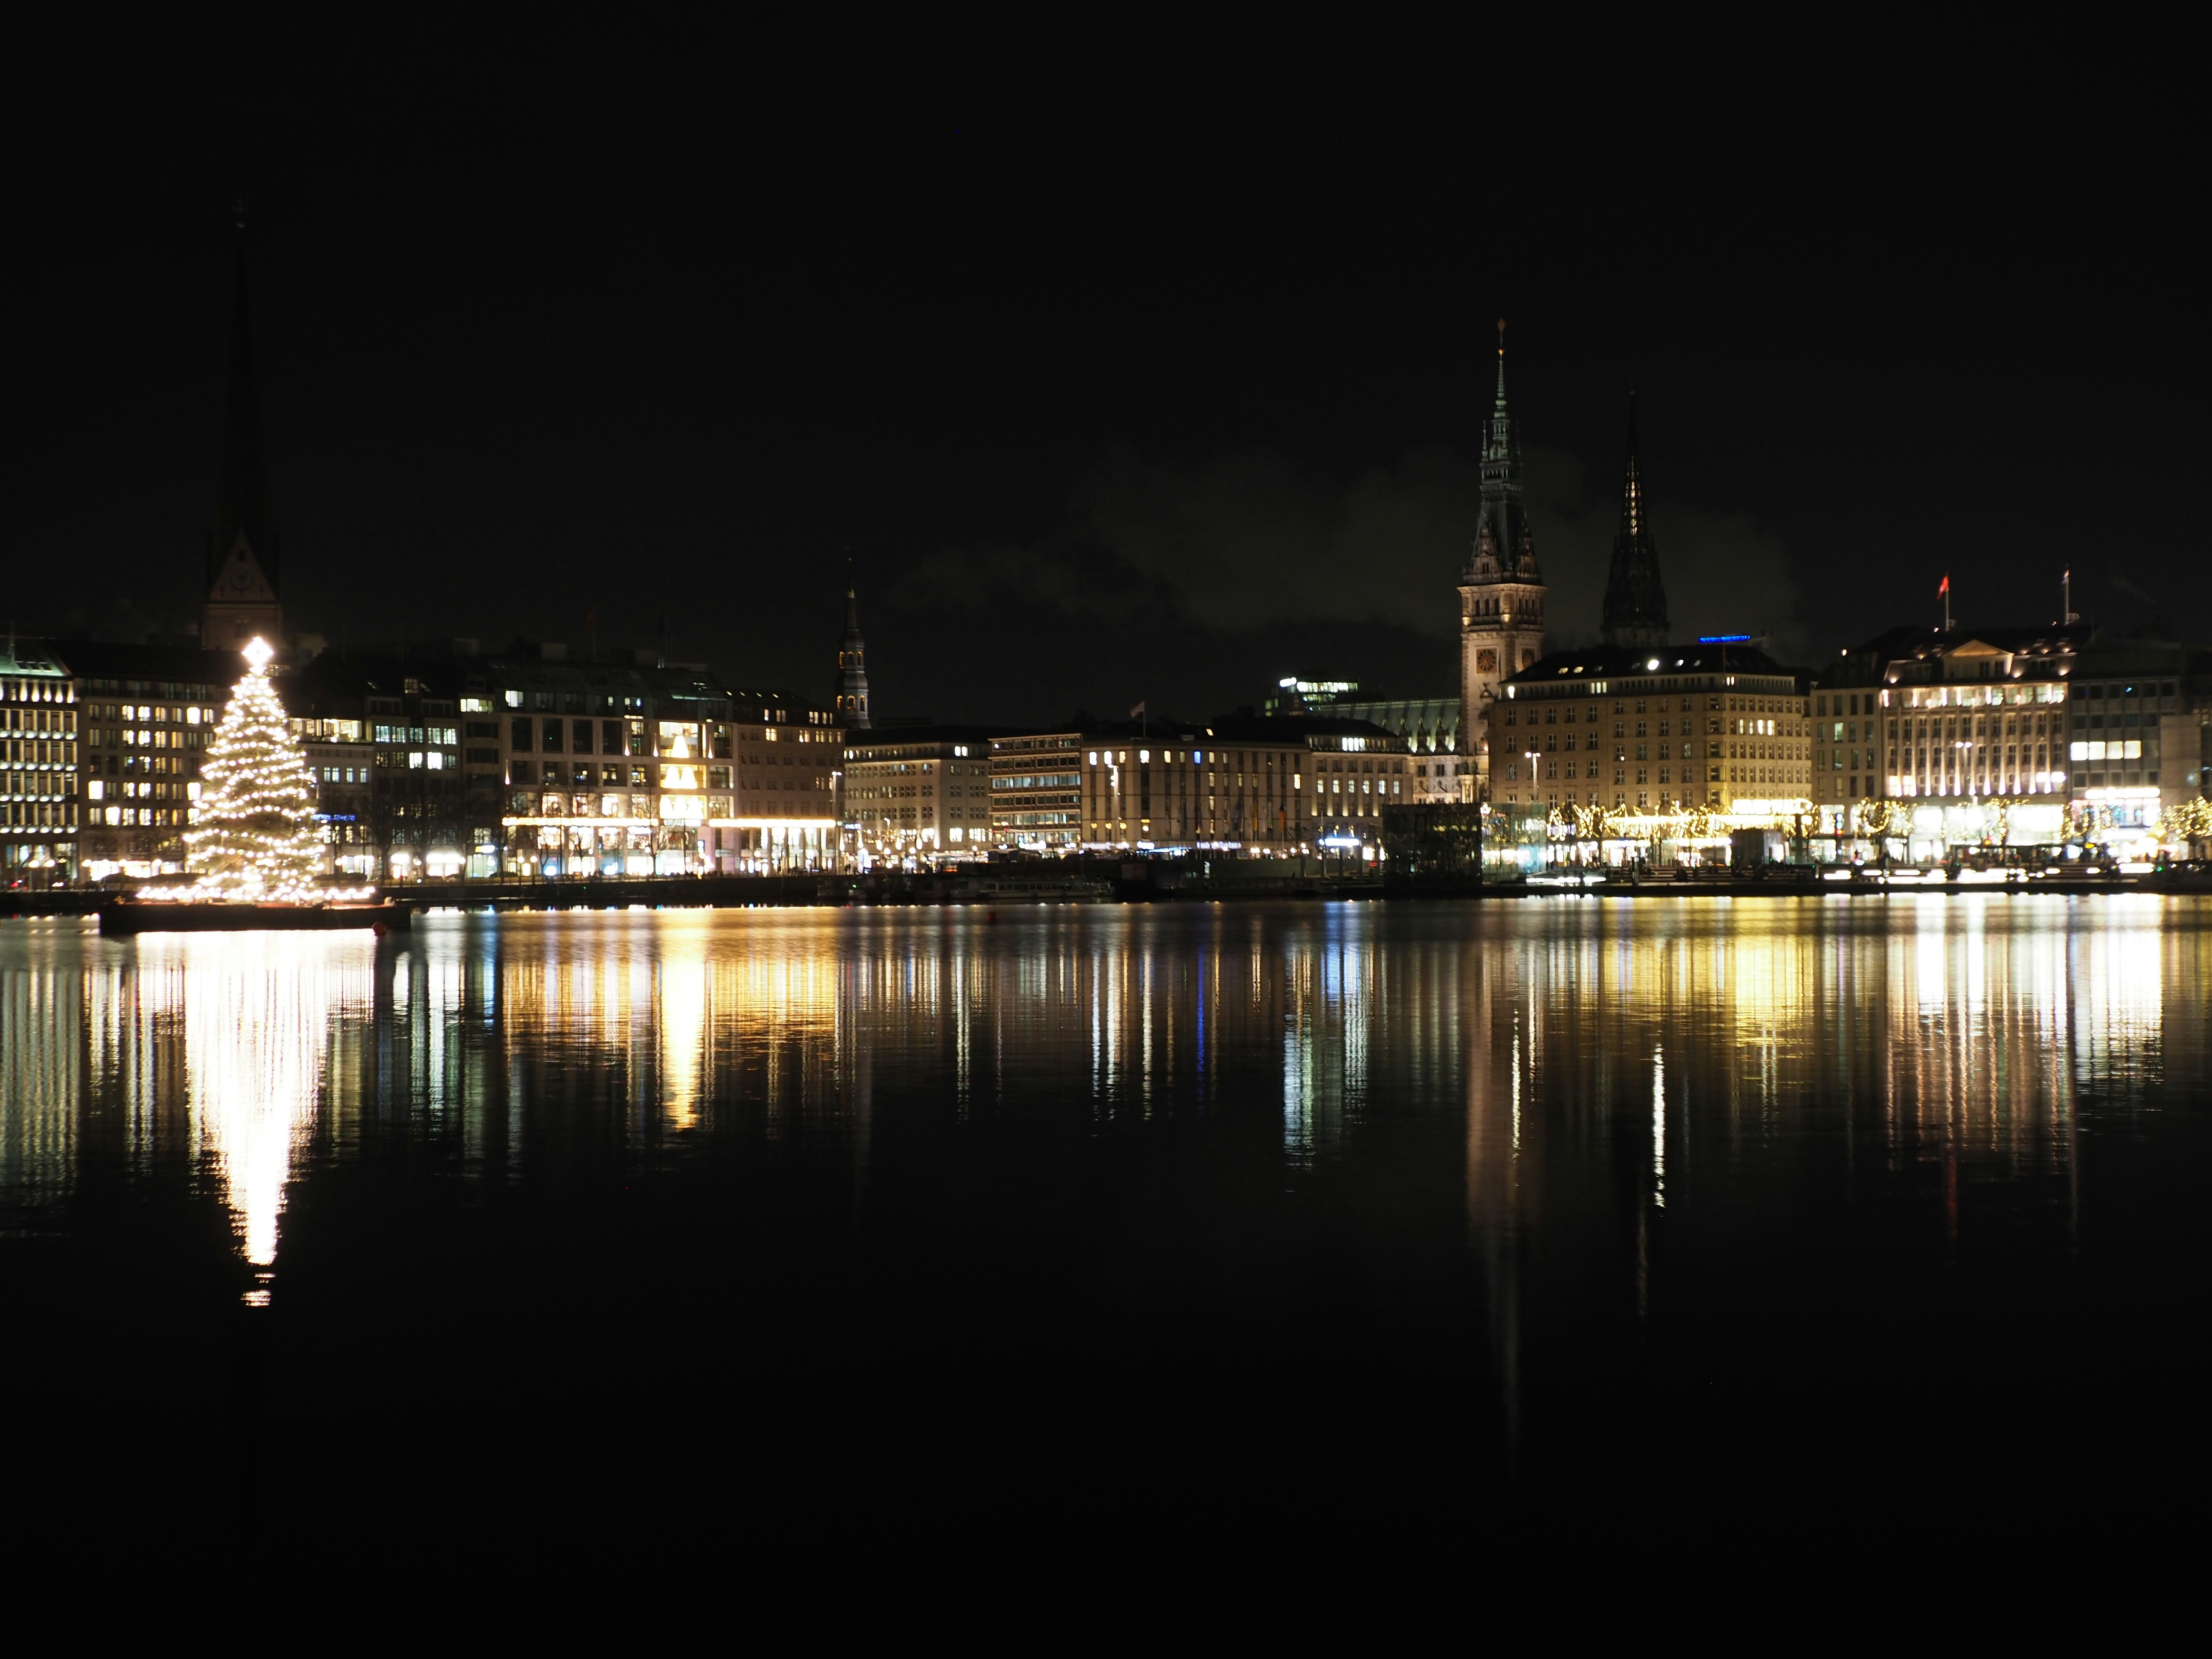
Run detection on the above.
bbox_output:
[5,898,2209,1554]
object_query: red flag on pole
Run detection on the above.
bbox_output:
[1938,575,1949,596]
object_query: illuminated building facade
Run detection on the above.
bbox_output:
[1,639,78,882]
[1498,643,1811,818]
[1276,679,1465,807]
[1813,627,2081,845]
[476,646,840,876]
[1458,327,1547,802]
[990,728,1085,849]
[40,639,239,882]
[2065,637,2212,837]
[842,725,997,861]
[1030,715,1406,855]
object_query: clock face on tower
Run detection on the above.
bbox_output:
[230,567,254,591]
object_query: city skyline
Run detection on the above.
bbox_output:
[13,35,2206,728]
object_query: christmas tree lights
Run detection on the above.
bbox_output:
[171,637,329,903]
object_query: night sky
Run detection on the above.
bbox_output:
[19,27,2206,722]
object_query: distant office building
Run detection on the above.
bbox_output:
[2067,635,2211,835]
[279,641,840,878]
[843,724,997,861]
[66,640,241,882]
[1499,642,1811,819]
[1,639,79,883]
[989,728,1086,849]
[1458,326,1547,800]
[1268,679,1466,805]
[997,714,1406,855]
[1333,697,1465,804]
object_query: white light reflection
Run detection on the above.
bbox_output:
[658,929,710,1131]
[1652,1043,1666,1208]
[164,934,372,1284]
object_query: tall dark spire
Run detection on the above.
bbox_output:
[206,210,279,602]
[835,568,870,729]
[200,203,285,651]
[1600,393,1669,649]
[1465,319,1539,582]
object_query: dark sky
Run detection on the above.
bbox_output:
[17,24,2206,722]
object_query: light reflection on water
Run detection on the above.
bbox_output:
[2,897,2206,1328]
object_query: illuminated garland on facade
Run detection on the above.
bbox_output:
[175,638,326,902]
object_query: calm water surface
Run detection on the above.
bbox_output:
[5,897,2208,1545]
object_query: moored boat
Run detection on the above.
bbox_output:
[96,899,411,935]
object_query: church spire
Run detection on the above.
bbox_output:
[835,566,871,729]
[1600,393,1669,649]
[201,203,285,651]
[1466,318,1539,583]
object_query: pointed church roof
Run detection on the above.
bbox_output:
[1465,320,1541,585]
[205,224,280,601]
[1599,393,1668,648]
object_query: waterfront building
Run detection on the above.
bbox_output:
[466,644,840,876]
[834,581,871,730]
[1,639,79,883]
[2066,636,2212,841]
[1497,642,1812,824]
[275,641,839,878]
[1598,397,1670,649]
[281,651,466,878]
[65,640,239,882]
[1458,326,1547,802]
[1013,714,1406,856]
[989,728,1086,850]
[1333,696,1466,804]
[842,724,997,862]
[1813,626,2080,854]
[1267,679,1468,806]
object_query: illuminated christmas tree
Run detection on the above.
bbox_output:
[182,637,324,901]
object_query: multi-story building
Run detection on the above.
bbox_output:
[1266,681,1468,806]
[276,642,841,878]
[2066,637,2212,838]
[473,647,839,876]
[1,639,79,884]
[1458,326,1547,800]
[1813,626,2080,852]
[1012,715,1406,856]
[55,639,243,882]
[989,728,1085,850]
[843,725,996,863]
[1498,643,1812,819]
[723,682,843,871]
[1333,696,1465,806]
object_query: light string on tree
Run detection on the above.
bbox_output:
[140,637,373,905]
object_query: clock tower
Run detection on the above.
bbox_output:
[1458,323,1547,801]
[200,213,285,653]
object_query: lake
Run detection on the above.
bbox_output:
[5,896,2208,1561]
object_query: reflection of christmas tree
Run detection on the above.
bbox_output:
[183,638,323,902]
